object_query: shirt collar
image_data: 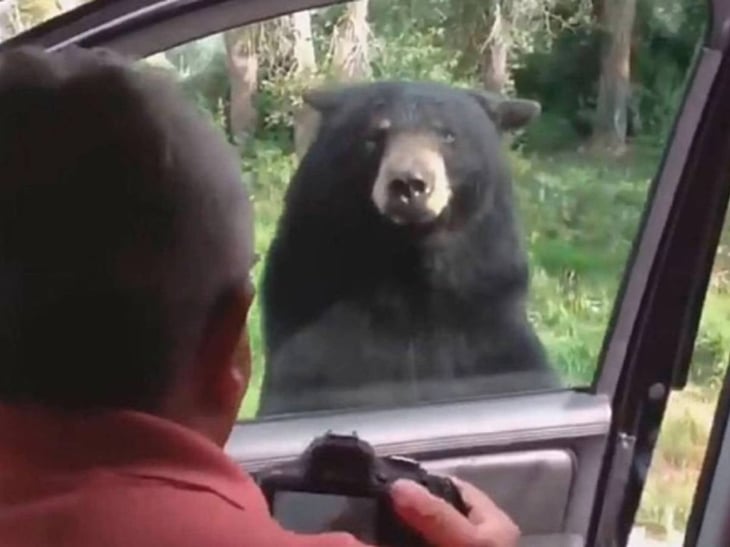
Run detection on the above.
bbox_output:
[0,404,267,513]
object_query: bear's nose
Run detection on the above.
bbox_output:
[388,175,433,204]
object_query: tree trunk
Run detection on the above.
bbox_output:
[0,0,21,40]
[331,0,371,81]
[592,0,637,154]
[144,52,177,72]
[481,2,510,94]
[55,0,85,11]
[591,0,603,21]
[20,0,66,24]
[291,11,316,76]
[224,26,259,149]
[290,10,320,158]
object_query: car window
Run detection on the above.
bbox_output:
[137,0,709,421]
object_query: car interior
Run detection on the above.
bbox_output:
[3,1,730,546]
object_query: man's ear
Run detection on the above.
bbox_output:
[196,284,253,414]
[468,89,542,132]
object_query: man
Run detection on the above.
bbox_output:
[0,46,519,547]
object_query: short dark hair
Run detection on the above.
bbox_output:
[0,46,253,411]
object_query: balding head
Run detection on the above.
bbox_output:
[0,46,253,412]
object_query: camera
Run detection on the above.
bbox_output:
[256,432,468,547]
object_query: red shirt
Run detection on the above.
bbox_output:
[0,405,367,547]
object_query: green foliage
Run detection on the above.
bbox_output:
[239,141,299,419]
[163,35,232,126]
[632,0,707,143]
[516,114,581,152]
[513,24,601,141]
[513,0,706,147]
[254,79,299,147]
[691,294,730,388]
[513,151,653,384]
[370,26,464,84]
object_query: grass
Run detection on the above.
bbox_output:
[514,150,657,385]
[635,383,724,539]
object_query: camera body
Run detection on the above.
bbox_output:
[257,432,468,547]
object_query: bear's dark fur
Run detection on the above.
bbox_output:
[258,81,559,416]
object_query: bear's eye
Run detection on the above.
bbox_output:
[363,116,391,154]
[364,137,379,154]
[438,128,456,144]
[363,129,387,154]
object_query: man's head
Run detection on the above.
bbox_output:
[0,46,254,444]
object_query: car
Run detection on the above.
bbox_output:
[3,1,730,545]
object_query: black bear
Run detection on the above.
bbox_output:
[258,80,559,416]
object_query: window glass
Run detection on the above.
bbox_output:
[139,0,708,420]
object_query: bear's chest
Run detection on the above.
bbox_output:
[313,292,509,372]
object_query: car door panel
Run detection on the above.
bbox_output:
[227,392,610,470]
[227,391,608,543]
[422,450,575,535]
[520,535,584,547]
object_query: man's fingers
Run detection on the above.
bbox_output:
[391,477,522,547]
[390,479,477,547]
[449,476,521,545]
[424,473,503,524]
[449,476,501,522]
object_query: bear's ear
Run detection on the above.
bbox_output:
[496,98,542,131]
[302,86,349,115]
[469,90,541,132]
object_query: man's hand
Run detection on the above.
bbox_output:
[390,476,520,547]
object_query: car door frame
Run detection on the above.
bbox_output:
[588,0,730,540]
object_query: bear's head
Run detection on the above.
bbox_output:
[301,81,540,237]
